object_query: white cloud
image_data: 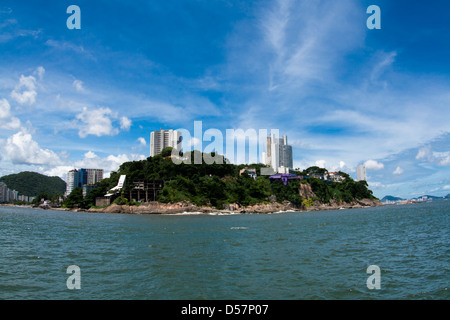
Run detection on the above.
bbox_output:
[315,159,326,168]
[393,166,404,175]
[120,116,132,130]
[34,66,45,80]
[72,79,85,93]
[43,165,75,180]
[368,181,386,190]
[416,145,432,161]
[364,160,384,171]
[74,107,133,138]
[443,185,450,190]
[260,0,363,90]
[416,146,450,166]
[188,137,202,148]
[10,74,37,105]
[370,51,397,85]
[45,40,94,60]
[37,151,146,180]
[436,153,450,166]
[73,151,146,174]
[137,137,146,146]
[0,98,21,129]
[75,106,119,138]
[4,130,62,166]
[0,98,9,118]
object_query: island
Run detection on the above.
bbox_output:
[62,148,381,215]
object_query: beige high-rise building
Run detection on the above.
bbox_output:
[150,129,182,157]
[264,133,293,173]
[357,164,367,181]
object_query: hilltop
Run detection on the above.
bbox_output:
[0,171,66,197]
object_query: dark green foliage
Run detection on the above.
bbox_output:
[63,187,83,208]
[0,171,66,197]
[160,147,175,157]
[307,169,376,204]
[270,180,303,207]
[32,192,60,206]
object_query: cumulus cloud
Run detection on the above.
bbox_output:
[39,151,146,180]
[438,155,450,166]
[74,107,132,138]
[137,137,146,146]
[75,106,119,138]
[43,165,76,180]
[73,151,146,174]
[416,145,432,161]
[10,74,37,105]
[72,79,85,93]
[187,137,201,148]
[34,66,45,80]
[0,98,21,129]
[433,152,450,166]
[4,130,62,166]
[416,146,450,166]
[393,166,404,175]
[364,160,384,170]
[368,181,386,190]
[315,159,327,168]
[120,116,132,130]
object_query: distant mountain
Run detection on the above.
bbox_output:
[407,195,446,201]
[0,171,66,197]
[422,195,445,200]
[381,195,405,202]
[446,194,450,199]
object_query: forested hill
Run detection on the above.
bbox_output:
[64,148,377,209]
[0,171,66,196]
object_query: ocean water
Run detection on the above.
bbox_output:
[0,201,448,300]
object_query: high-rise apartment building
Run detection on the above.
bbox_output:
[264,134,293,173]
[357,164,367,181]
[66,169,80,196]
[150,129,182,157]
[84,169,103,185]
[0,182,9,203]
[65,168,104,196]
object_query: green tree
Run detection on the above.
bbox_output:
[63,187,83,208]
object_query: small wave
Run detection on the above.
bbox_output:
[230,227,248,230]
[167,211,205,215]
[209,211,242,216]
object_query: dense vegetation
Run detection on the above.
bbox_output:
[0,171,66,197]
[63,148,377,209]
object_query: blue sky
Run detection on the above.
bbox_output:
[0,0,449,199]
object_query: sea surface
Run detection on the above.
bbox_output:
[0,200,448,300]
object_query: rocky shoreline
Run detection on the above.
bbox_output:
[82,198,383,215]
[1,198,383,214]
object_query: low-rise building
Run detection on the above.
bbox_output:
[239,168,257,179]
